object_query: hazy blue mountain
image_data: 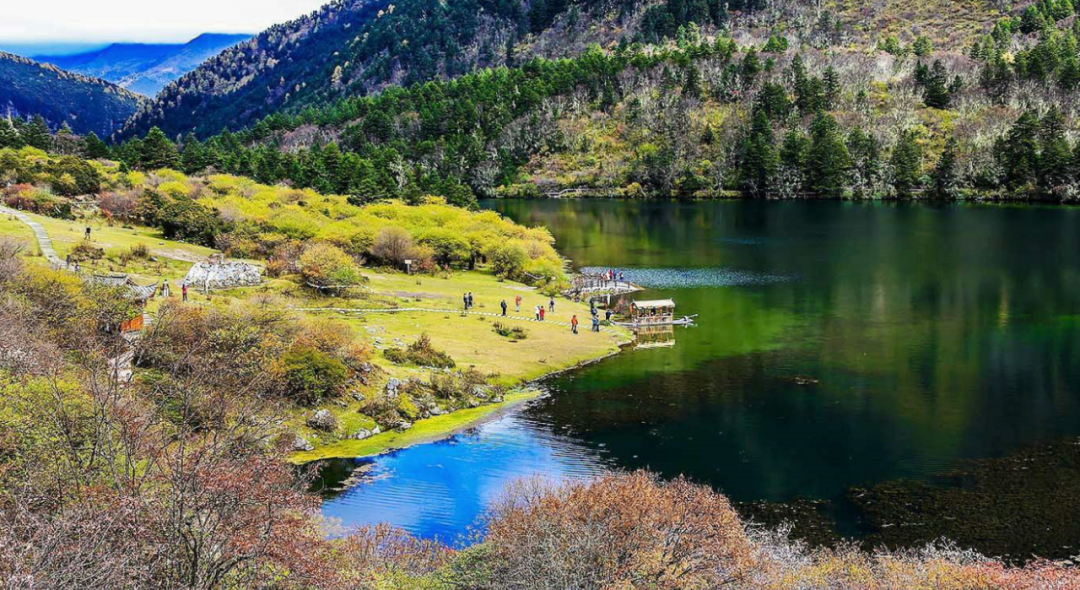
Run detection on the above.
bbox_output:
[0,51,143,136]
[36,33,250,96]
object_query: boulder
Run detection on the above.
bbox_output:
[292,435,314,452]
[306,409,338,432]
[183,255,262,290]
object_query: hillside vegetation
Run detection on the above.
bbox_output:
[0,52,143,137]
[117,0,1006,140]
[99,0,1080,203]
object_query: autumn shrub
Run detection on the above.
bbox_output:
[299,243,366,290]
[370,226,414,266]
[487,242,530,281]
[477,471,756,590]
[279,346,349,406]
[69,241,105,262]
[383,333,455,369]
[98,190,140,221]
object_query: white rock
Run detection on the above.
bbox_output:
[183,255,262,290]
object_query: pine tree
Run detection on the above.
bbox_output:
[890,130,924,196]
[823,67,841,108]
[0,118,20,149]
[83,132,110,159]
[932,137,962,198]
[847,127,882,197]
[180,134,207,174]
[739,108,779,195]
[913,36,934,57]
[141,127,181,170]
[23,115,52,151]
[997,111,1041,190]
[1039,108,1074,192]
[807,111,852,197]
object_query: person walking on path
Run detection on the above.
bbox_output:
[592,315,601,332]
[571,315,579,334]
[535,305,541,321]
[161,279,171,298]
[468,292,474,310]
[605,308,614,322]
[463,293,469,310]
[181,283,188,302]
[84,226,91,240]
[515,295,522,313]
[539,306,546,322]
[501,300,508,316]
[549,296,555,313]
[65,254,71,268]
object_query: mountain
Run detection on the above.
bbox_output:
[0,51,143,137]
[36,34,251,97]
[116,0,1003,141]
[110,0,1080,203]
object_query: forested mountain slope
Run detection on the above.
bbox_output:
[0,52,143,137]
[105,0,1080,203]
[36,34,251,96]
[118,0,1003,140]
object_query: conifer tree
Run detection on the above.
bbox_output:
[23,115,52,151]
[141,127,181,170]
[890,130,924,196]
[932,137,962,198]
[83,132,110,159]
[0,118,20,149]
[807,111,852,197]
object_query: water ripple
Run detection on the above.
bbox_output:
[582,267,795,289]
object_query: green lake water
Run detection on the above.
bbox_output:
[321,199,1080,549]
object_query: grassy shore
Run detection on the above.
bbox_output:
[1,211,633,462]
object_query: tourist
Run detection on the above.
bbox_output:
[619,270,625,283]
[592,315,601,332]
[605,308,613,322]
[84,226,91,240]
[539,306,546,322]
[468,292,474,309]
[515,295,522,313]
[65,254,71,268]
[535,305,541,321]
[182,283,188,302]
[161,279,170,298]
[463,292,469,310]
[549,296,555,313]
[571,315,579,334]
[501,300,508,316]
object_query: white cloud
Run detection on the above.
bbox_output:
[0,0,331,44]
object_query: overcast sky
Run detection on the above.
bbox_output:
[1,0,329,47]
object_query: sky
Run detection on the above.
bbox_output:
[0,0,330,54]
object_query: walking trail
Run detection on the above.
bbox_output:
[1,206,64,266]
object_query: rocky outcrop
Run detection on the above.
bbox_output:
[306,409,338,432]
[183,255,261,290]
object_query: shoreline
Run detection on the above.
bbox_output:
[288,328,634,465]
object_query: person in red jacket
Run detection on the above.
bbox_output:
[571,315,579,334]
[539,306,546,321]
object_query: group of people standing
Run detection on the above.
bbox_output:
[159,279,189,302]
[465,291,607,335]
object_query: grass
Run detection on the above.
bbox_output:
[2,210,633,461]
[288,390,541,463]
[301,269,631,385]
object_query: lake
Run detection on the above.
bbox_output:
[319,199,1080,546]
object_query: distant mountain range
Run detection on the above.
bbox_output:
[0,51,143,137]
[35,33,251,96]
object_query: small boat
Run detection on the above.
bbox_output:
[612,299,697,327]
